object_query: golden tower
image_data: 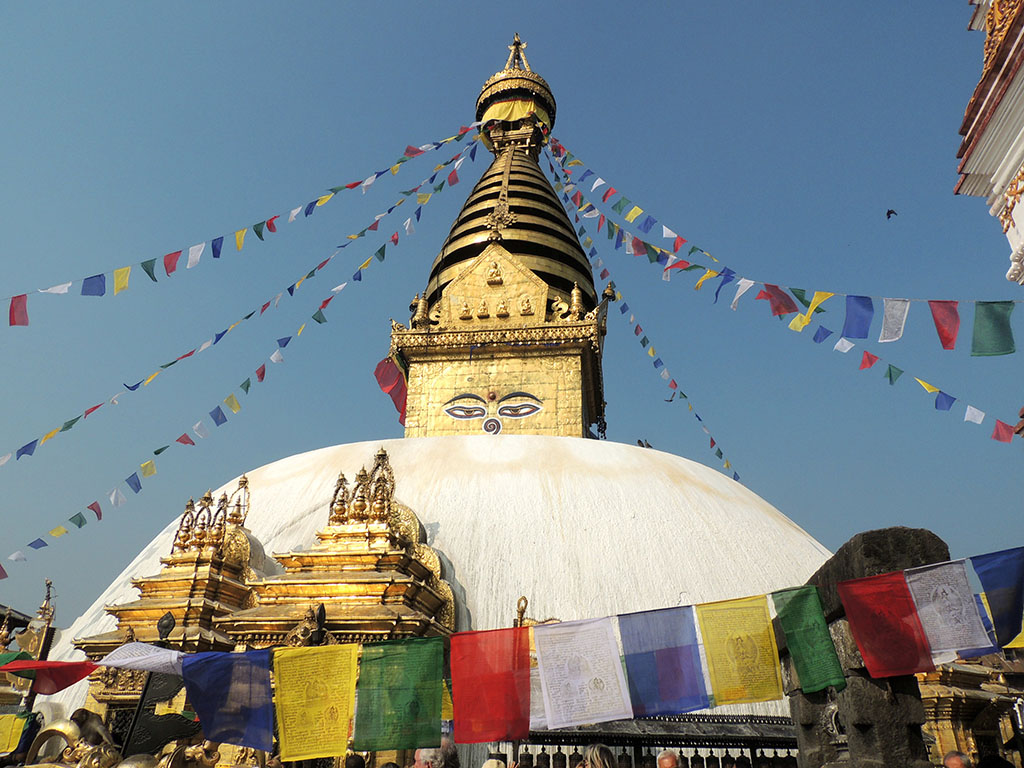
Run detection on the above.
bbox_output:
[393,35,610,439]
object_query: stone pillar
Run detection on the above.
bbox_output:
[783,527,949,768]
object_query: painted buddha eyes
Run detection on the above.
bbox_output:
[497,402,541,418]
[442,391,543,425]
[444,404,487,420]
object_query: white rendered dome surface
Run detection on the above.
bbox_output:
[46,435,831,718]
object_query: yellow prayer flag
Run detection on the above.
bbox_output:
[49,526,68,538]
[442,678,454,721]
[143,370,161,386]
[724,460,731,469]
[694,269,720,291]
[980,593,1024,648]
[433,163,444,171]
[347,233,360,240]
[705,251,720,263]
[393,197,405,207]
[417,193,432,205]
[624,206,644,223]
[224,394,241,414]
[358,257,372,270]
[274,644,358,761]
[647,347,656,357]
[615,291,622,301]
[915,377,939,394]
[295,277,306,291]
[235,228,246,251]
[296,323,306,336]
[390,164,402,175]
[316,193,334,207]
[788,313,810,332]
[567,158,584,167]
[790,291,835,332]
[140,460,156,478]
[39,427,60,446]
[0,715,24,753]
[114,266,131,295]
[227,321,240,332]
[695,595,783,705]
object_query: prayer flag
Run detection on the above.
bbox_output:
[964,405,985,424]
[182,650,274,751]
[694,269,719,291]
[235,228,246,251]
[240,378,251,394]
[789,291,833,331]
[451,627,530,743]
[270,349,284,364]
[772,586,845,693]
[9,551,26,562]
[730,278,755,310]
[884,364,903,385]
[859,351,879,370]
[49,526,67,538]
[187,242,204,268]
[0,660,97,695]
[992,419,1014,442]
[39,427,59,446]
[274,645,359,760]
[68,512,87,529]
[224,394,241,414]
[0,564,7,581]
[110,488,126,507]
[915,378,939,394]
[163,251,182,276]
[16,440,37,460]
[39,282,72,294]
[375,356,408,425]
[212,236,224,258]
[316,193,333,207]
[391,232,399,245]
[812,326,833,344]
[81,274,106,296]
[210,406,227,426]
[755,284,799,316]
[971,301,1015,356]
[879,298,910,343]
[602,186,617,203]
[375,244,386,262]
[87,502,102,520]
[695,595,783,705]
[312,309,327,324]
[841,295,874,339]
[0,453,9,466]
[592,177,606,192]
[140,460,156,478]
[9,295,28,326]
[611,197,630,214]
[712,268,737,304]
[905,560,992,662]
[27,539,46,550]
[448,168,459,186]
[619,606,710,715]
[624,205,643,223]
[193,421,209,439]
[971,546,1024,646]
[837,571,934,677]
[100,642,185,677]
[928,300,960,350]
[833,338,854,353]
[125,473,142,494]
[935,392,956,411]
[255,365,266,383]
[534,618,633,728]
[637,215,657,233]
[353,637,444,751]
[266,216,279,233]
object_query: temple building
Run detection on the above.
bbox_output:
[46,37,836,765]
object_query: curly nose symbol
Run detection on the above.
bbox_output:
[482,417,502,434]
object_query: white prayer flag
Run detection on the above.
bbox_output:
[198,339,213,353]
[288,206,301,223]
[270,349,284,364]
[701,425,710,434]
[730,278,756,310]
[594,259,603,269]
[101,642,185,677]
[193,421,210,439]
[404,217,415,235]
[186,242,205,269]
[9,551,26,562]
[533,618,633,729]
[453,155,466,171]
[361,173,376,193]
[878,298,910,343]
[591,177,606,192]
[662,225,678,240]
[905,560,992,660]
[0,453,10,467]
[331,282,348,294]
[833,338,855,353]
[109,393,123,405]
[583,208,600,218]
[274,292,283,308]
[39,282,72,294]
[660,369,670,380]
[110,488,126,508]
[563,184,576,195]
[964,405,985,424]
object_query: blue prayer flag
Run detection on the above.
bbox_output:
[614,229,624,250]
[212,236,223,259]
[470,144,477,161]
[971,546,1024,646]
[213,330,228,345]
[353,270,362,282]
[28,538,47,550]
[657,253,669,266]
[637,215,657,234]
[210,406,227,426]
[415,206,422,221]
[618,606,709,715]
[713,268,737,304]
[959,594,1000,659]
[277,337,291,348]
[812,326,833,344]
[841,295,874,339]
[653,358,664,368]
[182,650,273,751]
[733,472,740,481]
[125,473,141,494]
[124,380,143,391]
[577,169,594,186]
[16,440,38,460]
[287,284,296,296]
[620,303,629,314]
[81,274,106,297]
[589,247,597,258]
[304,201,316,217]
[935,392,957,411]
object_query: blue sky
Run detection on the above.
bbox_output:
[2,4,1020,621]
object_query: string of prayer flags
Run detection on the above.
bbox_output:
[755,284,799,317]
[353,637,444,751]
[533,618,633,729]
[969,546,1024,647]
[695,595,783,705]
[274,645,359,761]
[771,587,845,693]
[182,650,274,751]
[836,571,934,677]
[904,560,992,663]
[450,627,531,743]
[618,606,710,715]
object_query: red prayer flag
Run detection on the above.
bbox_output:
[374,356,407,426]
[9,294,28,327]
[631,237,645,256]
[316,258,330,271]
[176,349,196,361]
[391,232,399,246]
[602,186,617,203]
[84,403,103,418]
[665,260,692,272]
[836,571,933,678]
[451,627,530,743]
[448,168,459,186]
[992,419,1014,443]
[673,235,687,253]
[320,296,335,310]
[0,660,98,694]
[0,562,7,580]
[345,181,362,189]
[928,300,960,350]
[669,379,678,390]
[598,214,605,232]
[260,301,271,315]
[755,284,799,316]
[255,364,266,383]
[163,251,182,276]
[367,220,380,232]
[404,145,425,158]
[176,433,195,446]
[859,351,879,370]
[600,268,610,280]
[266,215,279,233]
[87,501,102,521]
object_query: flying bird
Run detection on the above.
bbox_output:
[886,209,898,219]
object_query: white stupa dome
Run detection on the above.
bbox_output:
[46,435,830,719]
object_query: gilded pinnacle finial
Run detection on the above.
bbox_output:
[505,33,530,72]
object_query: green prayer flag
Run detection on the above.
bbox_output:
[240,378,251,394]
[606,220,615,240]
[640,336,649,347]
[243,311,256,320]
[140,259,158,282]
[772,586,845,693]
[971,301,1015,356]
[329,186,346,194]
[646,244,660,263]
[683,264,704,272]
[352,637,443,751]
[68,512,87,529]
[432,180,445,193]
[401,187,419,196]
[577,225,585,236]
[688,246,700,256]
[714,448,723,459]
[884,364,903,385]
[312,309,327,324]
[305,269,316,279]
[60,416,81,432]
[374,245,386,262]
[790,288,827,314]
[160,360,178,370]
[611,196,630,215]
[154,445,169,455]
[253,221,265,241]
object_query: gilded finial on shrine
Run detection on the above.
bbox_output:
[351,468,370,519]
[570,282,583,320]
[413,293,429,328]
[329,472,350,525]
[515,596,528,627]
[603,282,616,302]
[505,33,530,72]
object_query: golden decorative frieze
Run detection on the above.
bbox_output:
[393,322,601,354]
[1000,160,1024,232]
[984,0,1024,74]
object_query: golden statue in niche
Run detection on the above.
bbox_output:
[486,261,503,284]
